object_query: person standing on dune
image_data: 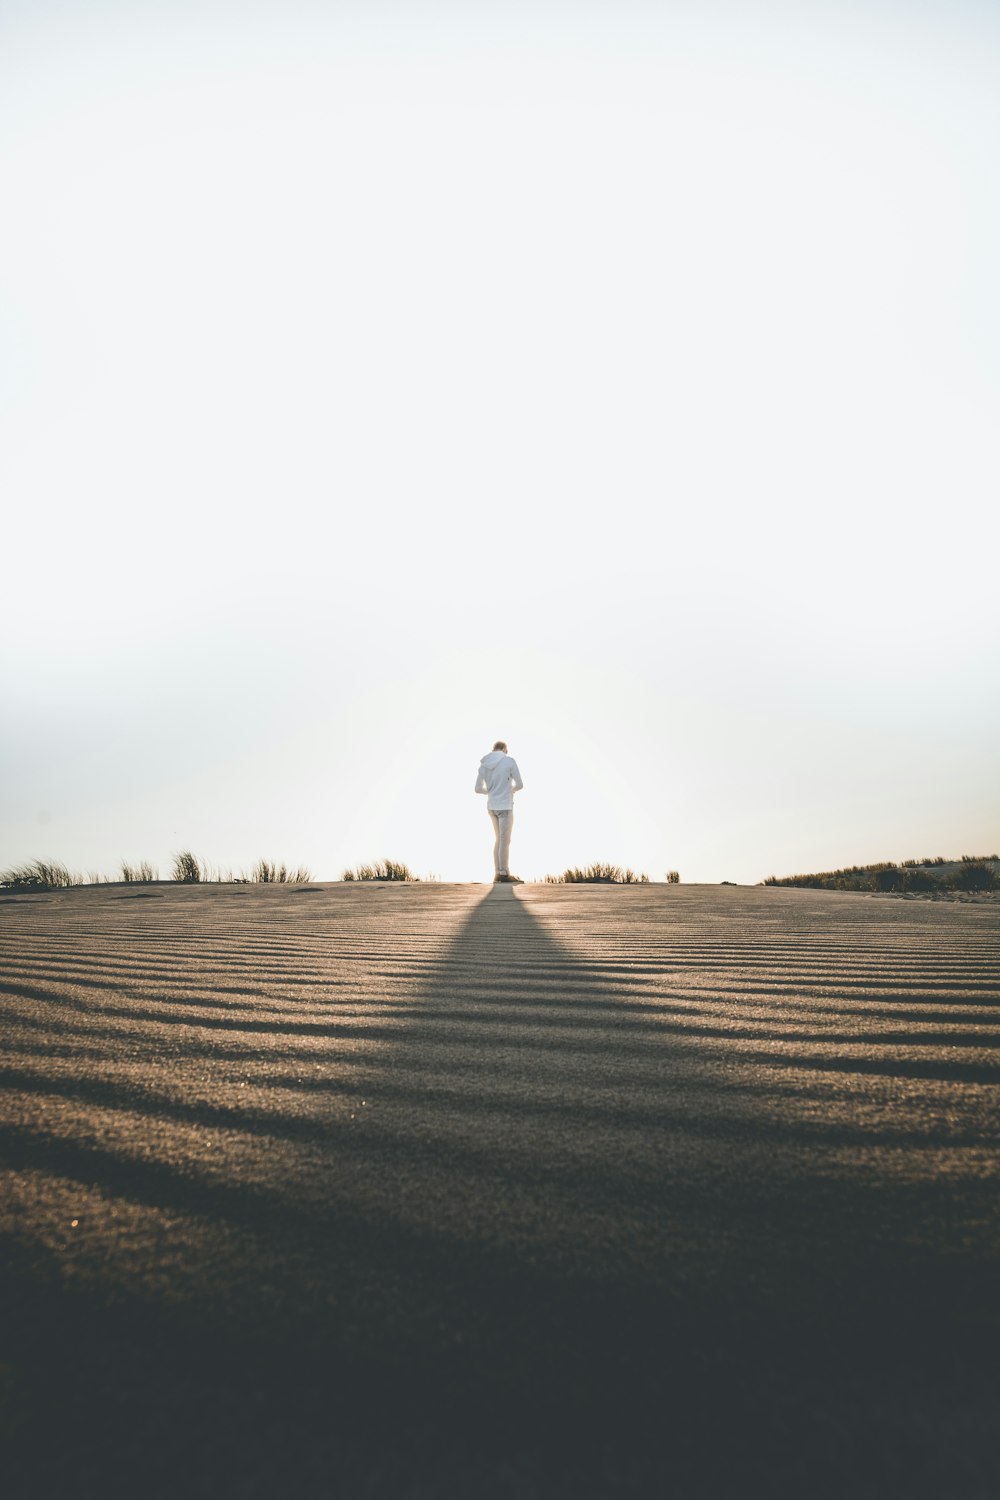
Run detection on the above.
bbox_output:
[475,741,524,883]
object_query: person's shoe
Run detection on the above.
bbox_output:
[493,873,505,883]
[498,874,524,884]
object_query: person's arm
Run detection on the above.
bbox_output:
[510,759,523,793]
[475,768,488,795]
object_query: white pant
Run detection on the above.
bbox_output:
[488,807,514,876]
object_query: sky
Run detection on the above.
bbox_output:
[2,0,998,884]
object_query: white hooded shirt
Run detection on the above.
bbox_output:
[475,751,524,812]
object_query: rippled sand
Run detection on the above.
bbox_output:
[2,882,998,1497]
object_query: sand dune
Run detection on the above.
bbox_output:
[1,882,999,1497]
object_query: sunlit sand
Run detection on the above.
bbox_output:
[1,881,998,1497]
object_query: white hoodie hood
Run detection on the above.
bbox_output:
[475,751,524,811]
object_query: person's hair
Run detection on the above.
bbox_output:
[493,740,507,752]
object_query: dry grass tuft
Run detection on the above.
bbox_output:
[171,850,204,883]
[546,863,650,884]
[0,859,81,891]
[342,860,417,882]
[251,861,312,884]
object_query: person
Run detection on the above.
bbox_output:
[475,740,524,883]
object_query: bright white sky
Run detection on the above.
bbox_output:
[2,0,998,884]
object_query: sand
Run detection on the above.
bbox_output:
[1,880,999,1497]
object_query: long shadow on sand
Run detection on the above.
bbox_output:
[1,884,999,1499]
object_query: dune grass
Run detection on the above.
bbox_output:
[342,860,417,882]
[546,863,650,884]
[250,860,312,884]
[171,853,313,883]
[666,870,680,884]
[171,850,204,883]
[0,858,82,891]
[3,853,312,889]
[764,856,1000,894]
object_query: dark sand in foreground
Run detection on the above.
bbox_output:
[1,882,998,1497]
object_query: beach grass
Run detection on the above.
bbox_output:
[171,850,204,883]
[342,860,417,882]
[250,860,312,884]
[763,856,1000,893]
[546,863,650,884]
[121,860,158,883]
[0,858,82,891]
